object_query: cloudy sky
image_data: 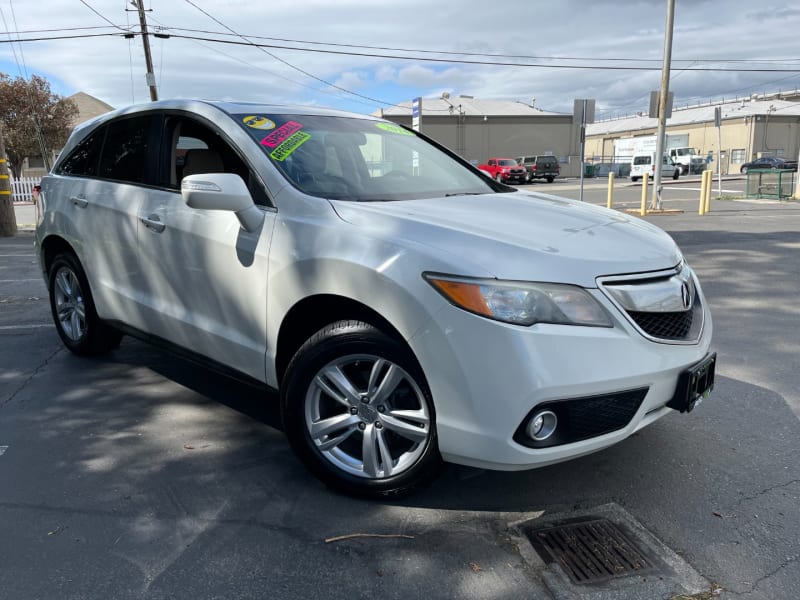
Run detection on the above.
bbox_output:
[1,0,799,120]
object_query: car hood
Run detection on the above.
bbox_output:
[331,191,682,287]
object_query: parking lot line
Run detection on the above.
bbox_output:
[0,324,53,330]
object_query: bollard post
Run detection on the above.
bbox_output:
[699,170,709,215]
[607,172,615,209]
[640,172,648,216]
[704,169,712,214]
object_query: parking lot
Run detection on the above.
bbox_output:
[2,193,800,599]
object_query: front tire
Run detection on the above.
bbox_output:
[48,253,122,356]
[672,168,680,180]
[495,173,503,183]
[281,320,442,498]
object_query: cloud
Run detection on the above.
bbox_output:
[0,0,798,118]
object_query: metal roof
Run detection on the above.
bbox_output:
[376,96,562,117]
[587,99,800,136]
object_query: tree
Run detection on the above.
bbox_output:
[0,73,78,179]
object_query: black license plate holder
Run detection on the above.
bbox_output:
[667,352,716,413]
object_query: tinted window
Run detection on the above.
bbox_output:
[538,157,557,165]
[633,156,651,165]
[98,116,154,184]
[58,128,105,177]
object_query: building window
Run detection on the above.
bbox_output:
[730,149,746,164]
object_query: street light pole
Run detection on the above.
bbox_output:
[652,0,675,210]
[133,0,159,101]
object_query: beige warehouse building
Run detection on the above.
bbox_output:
[377,95,582,176]
[585,98,800,175]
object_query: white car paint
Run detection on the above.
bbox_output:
[36,100,713,483]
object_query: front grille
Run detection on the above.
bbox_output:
[628,308,693,340]
[513,388,647,448]
[599,266,705,344]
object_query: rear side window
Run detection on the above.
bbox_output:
[98,115,155,184]
[58,128,105,177]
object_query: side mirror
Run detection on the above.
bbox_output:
[181,173,263,233]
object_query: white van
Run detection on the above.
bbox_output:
[631,153,680,182]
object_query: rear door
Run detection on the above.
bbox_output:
[52,114,158,322]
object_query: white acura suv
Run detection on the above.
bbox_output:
[35,100,715,498]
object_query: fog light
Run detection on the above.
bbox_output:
[526,410,557,441]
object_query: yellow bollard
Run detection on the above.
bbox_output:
[699,170,709,215]
[607,172,615,209]
[640,172,649,216]
[704,170,712,214]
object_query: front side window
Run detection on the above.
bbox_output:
[236,113,501,201]
[98,115,154,184]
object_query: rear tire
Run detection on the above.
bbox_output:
[281,320,442,498]
[546,176,555,183]
[672,169,680,180]
[48,253,122,356]
[631,176,639,182]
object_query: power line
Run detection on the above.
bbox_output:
[3,29,800,75]
[158,33,800,73]
[77,0,128,32]
[147,15,380,110]
[181,0,404,107]
[126,25,800,66]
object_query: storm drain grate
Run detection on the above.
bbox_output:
[525,517,657,584]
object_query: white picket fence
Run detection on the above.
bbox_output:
[10,176,41,203]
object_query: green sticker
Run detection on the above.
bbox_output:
[270,131,311,161]
[376,123,414,136]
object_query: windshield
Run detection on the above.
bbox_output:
[498,159,517,166]
[236,113,502,201]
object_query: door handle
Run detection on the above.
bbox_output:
[70,195,88,208]
[140,214,166,233]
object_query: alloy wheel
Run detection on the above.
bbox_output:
[53,266,86,341]
[304,354,431,479]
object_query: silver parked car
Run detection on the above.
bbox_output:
[35,100,715,498]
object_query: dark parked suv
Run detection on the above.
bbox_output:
[516,155,560,183]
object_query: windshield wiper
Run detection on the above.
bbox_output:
[444,192,485,197]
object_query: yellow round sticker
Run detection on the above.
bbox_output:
[243,115,276,130]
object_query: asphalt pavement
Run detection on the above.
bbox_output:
[2,193,799,600]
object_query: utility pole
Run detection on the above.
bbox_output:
[0,124,17,237]
[133,0,159,101]
[651,0,675,210]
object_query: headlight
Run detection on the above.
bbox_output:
[423,274,612,327]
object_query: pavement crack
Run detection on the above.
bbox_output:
[731,479,800,509]
[1,345,63,409]
[736,553,800,596]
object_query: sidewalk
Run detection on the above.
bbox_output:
[12,202,36,230]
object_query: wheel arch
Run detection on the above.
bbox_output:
[275,294,411,386]
[40,235,78,280]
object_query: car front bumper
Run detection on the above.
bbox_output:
[408,292,713,471]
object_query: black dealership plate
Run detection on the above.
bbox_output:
[667,352,716,413]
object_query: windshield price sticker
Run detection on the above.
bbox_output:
[261,120,304,148]
[377,123,414,136]
[270,131,311,161]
